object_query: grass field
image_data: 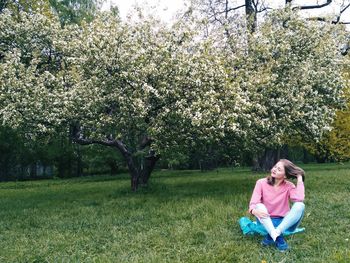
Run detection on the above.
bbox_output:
[0,162,349,262]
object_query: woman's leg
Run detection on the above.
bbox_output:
[275,202,305,235]
[255,203,279,241]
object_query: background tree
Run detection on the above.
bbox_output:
[0,126,28,180]
[65,14,244,191]
[188,0,349,170]
[0,0,52,14]
[0,10,243,190]
[238,9,346,170]
[49,0,103,25]
[302,64,350,162]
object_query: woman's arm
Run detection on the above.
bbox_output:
[249,179,263,214]
[290,175,305,202]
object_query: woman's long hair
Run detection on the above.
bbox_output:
[267,159,305,186]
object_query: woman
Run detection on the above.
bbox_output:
[249,159,305,251]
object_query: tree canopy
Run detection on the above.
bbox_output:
[0,5,348,189]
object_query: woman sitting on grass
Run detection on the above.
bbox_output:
[249,159,305,251]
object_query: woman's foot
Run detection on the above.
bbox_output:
[261,235,275,246]
[275,235,289,251]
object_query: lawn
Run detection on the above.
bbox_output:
[0,162,349,262]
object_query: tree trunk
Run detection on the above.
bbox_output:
[140,152,159,186]
[30,163,37,179]
[252,149,278,171]
[70,126,159,191]
[120,150,140,191]
[245,0,257,34]
[252,146,289,171]
[76,144,83,177]
[315,156,327,163]
[121,150,159,190]
[131,172,139,191]
[108,160,118,175]
[302,148,309,164]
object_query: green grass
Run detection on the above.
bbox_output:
[0,163,349,262]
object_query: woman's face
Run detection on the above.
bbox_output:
[271,161,286,180]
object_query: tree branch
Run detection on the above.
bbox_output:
[340,3,350,14]
[207,3,245,17]
[139,135,152,150]
[306,16,350,25]
[252,0,258,10]
[293,0,332,10]
[70,124,131,156]
[258,6,272,13]
[226,4,246,12]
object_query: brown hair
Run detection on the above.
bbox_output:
[267,159,305,186]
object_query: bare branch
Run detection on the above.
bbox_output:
[252,0,259,10]
[330,1,350,24]
[226,4,246,12]
[340,2,350,14]
[306,16,350,25]
[257,0,272,13]
[207,4,246,17]
[293,0,332,10]
[258,6,272,13]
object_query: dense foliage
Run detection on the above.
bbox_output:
[0,6,348,188]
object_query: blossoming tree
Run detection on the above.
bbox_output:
[233,9,346,169]
[0,8,347,190]
[0,10,243,190]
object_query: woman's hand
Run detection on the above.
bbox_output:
[296,174,303,182]
[251,209,269,219]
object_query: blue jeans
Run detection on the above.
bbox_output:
[255,202,305,236]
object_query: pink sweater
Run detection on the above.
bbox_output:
[249,178,305,217]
